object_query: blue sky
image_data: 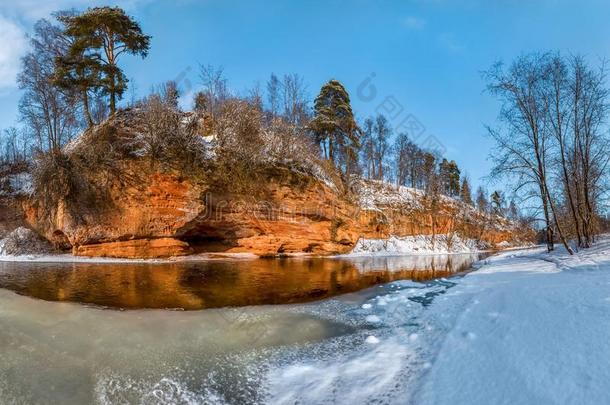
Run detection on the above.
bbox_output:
[1,0,610,190]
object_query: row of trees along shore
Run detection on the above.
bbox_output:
[486,52,610,254]
[0,7,566,234]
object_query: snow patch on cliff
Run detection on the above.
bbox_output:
[0,172,32,197]
[356,179,517,234]
[358,180,424,212]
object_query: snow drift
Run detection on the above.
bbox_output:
[349,234,490,255]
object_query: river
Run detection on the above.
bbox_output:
[0,253,489,404]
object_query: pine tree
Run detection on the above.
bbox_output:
[54,44,104,128]
[439,159,461,196]
[476,186,488,213]
[422,152,437,193]
[310,79,361,175]
[360,118,375,179]
[447,160,461,196]
[460,177,473,205]
[59,7,151,114]
[193,91,209,112]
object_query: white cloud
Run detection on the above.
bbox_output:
[403,16,426,30]
[0,15,27,89]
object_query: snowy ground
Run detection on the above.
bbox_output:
[348,233,490,255]
[2,238,610,404]
[267,237,610,404]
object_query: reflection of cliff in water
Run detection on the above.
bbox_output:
[0,253,489,310]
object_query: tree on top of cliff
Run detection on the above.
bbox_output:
[372,114,391,181]
[460,176,473,205]
[476,186,488,213]
[59,7,151,115]
[54,33,105,128]
[20,15,79,151]
[439,158,461,196]
[491,190,504,216]
[310,80,361,177]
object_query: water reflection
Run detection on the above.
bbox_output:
[0,253,488,310]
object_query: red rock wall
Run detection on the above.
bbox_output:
[23,167,526,258]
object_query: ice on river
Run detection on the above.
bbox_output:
[3,239,610,404]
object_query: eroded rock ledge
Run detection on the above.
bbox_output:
[72,238,192,258]
[23,170,526,258]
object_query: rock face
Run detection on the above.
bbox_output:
[73,238,192,258]
[24,168,359,258]
[24,169,525,258]
[20,112,529,259]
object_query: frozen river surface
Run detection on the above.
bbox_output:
[2,245,610,404]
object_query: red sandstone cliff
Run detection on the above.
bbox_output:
[18,111,530,259]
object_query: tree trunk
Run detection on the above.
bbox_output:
[110,70,116,114]
[540,183,554,253]
[83,89,94,128]
[558,136,582,247]
[545,182,574,255]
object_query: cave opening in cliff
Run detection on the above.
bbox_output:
[181,234,238,253]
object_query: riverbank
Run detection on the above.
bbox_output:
[0,228,528,263]
[268,237,610,404]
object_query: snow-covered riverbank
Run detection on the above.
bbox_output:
[267,238,610,404]
[412,240,610,404]
[348,234,492,255]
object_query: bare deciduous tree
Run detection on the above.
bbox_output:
[485,53,572,253]
[486,52,610,252]
[198,64,229,119]
[18,18,79,154]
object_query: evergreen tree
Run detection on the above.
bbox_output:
[310,79,361,175]
[422,152,437,193]
[54,39,104,128]
[59,7,151,114]
[476,186,488,213]
[439,159,461,196]
[460,176,473,205]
